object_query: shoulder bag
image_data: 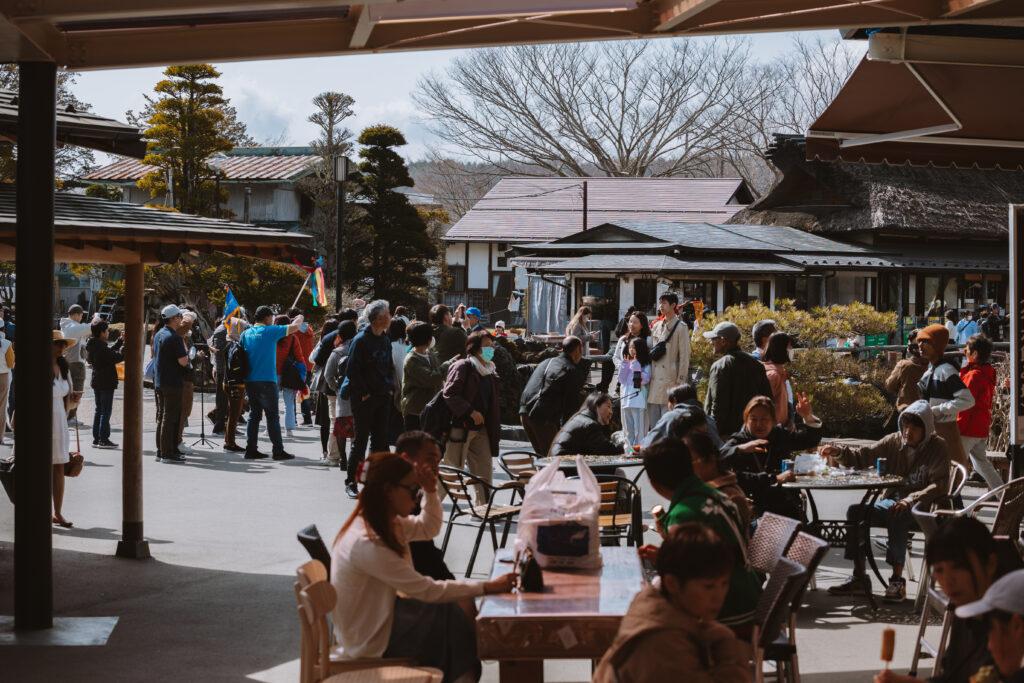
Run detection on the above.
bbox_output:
[649,319,681,362]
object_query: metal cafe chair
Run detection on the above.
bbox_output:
[497,450,538,503]
[909,502,955,678]
[771,532,831,683]
[568,473,645,547]
[902,462,968,584]
[749,512,802,575]
[438,465,523,578]
[752,558,807,683]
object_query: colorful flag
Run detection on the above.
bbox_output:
[310,268,327,308]
[223,286,241,331]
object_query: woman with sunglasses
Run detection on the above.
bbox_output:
[331,452,514,683]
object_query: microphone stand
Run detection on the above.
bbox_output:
[191,351,215,449]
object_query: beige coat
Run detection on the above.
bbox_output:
[648,316,691,405]
[593,585,751,683]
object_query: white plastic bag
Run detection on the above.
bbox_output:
[515,456,602,569]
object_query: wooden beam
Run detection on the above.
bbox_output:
[944,0,1005,17]
[0,0,352,22]
[349,6,375,49]
[868,32,1024,68]
[654,0,723,31]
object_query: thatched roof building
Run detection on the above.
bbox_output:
[730,135,1024,243]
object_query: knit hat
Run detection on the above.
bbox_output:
[916,323,949,349]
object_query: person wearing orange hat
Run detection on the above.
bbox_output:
[915,323,974,467]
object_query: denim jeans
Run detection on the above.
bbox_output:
[845,497,918,574]
[93,388,114,441]
[281,387,297,430]
[621,407,646,452]
[245,381,284,456]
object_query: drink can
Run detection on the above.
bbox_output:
[781,459,794,473]
[876,457,887,475]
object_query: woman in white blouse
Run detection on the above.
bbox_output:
[50,331,75,527]
[330,452,514,683]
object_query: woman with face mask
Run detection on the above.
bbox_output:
[440,331,501,505]
[762,331,797,429]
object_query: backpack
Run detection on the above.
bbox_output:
[419,389,452,441]
[225,340,248,386]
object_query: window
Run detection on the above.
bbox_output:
[448,265,466,292]
[633,279,656,315]
[496,242,509,268]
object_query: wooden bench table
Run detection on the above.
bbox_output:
[476,546,645,683]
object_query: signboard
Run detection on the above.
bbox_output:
[1011,205,1024,449]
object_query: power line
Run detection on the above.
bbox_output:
[400,182,584,203]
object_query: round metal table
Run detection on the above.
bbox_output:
[536,454,645,470]
[783,471,906,597]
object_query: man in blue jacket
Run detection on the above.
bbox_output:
[341,299,394,497]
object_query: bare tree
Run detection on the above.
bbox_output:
[414,39,761,178]
[409,151,499,221]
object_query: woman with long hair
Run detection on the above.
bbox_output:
[331,452,514,683]
[549,391,620,457]
[761,331,796,429]
[612,311,651,395]
[50,331,75,527]
[565,305,595,357]
[617,337,651,451]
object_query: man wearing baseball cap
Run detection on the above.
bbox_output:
[956,570,1024,683]
[464,307,485,333]
[702,321,772,437]
[153,304,190,462]
[59,303,92,425]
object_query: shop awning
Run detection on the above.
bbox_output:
[536,254,804,274]
[806,38,1024,170]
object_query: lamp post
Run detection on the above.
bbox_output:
[334,154,350,310]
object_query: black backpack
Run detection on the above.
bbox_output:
[225,340,249,386]
[419,390,452,441]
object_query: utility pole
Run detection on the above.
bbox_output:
[334,155,350,310]
[582,181,588,231]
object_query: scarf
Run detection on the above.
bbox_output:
[469,354,496,377]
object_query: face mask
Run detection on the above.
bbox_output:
[787,348,795,362]
[405,343,413,355]
[480,347,495,362]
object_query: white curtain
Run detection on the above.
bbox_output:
[527,274,569,335]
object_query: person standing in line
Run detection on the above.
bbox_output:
[401,321,444,432]
[944,309,959,341]
[220,314,250,453]
[647,293,692,427]
[958,334,1003,490]
[703,321,772,439]
[518,336,589,457]
[153,305,190,463]
[325,320,359,469]
[176,311,199,454]
[617,337,651,451]
[207,317,228,435]
[0,324,13,446]
[750,319,777,361]
[85,319,124,449]
[441,331,501,504]
[387,317,408,446]
[429,304,467,365]
[288,306,316,425]
[565,305,595,357]
[274,313,308,438]
[59,304,91,426]
[240,305,306,461]
[309,318,341,462]
[916,323,974,467]
[884,329,928,415]
[341,300,395,498]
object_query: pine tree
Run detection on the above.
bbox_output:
[344,125,437,307]
[135,64,242,216]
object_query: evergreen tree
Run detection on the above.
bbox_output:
[344,125,437,306]
[134,64,244,216]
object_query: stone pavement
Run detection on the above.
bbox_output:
[0,382,961,682]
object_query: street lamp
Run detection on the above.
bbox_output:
[333,154,350,310]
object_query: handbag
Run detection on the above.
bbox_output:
[332,415,354,440]
[281,342,307,391]
[65,419,84,478]
[649,319,681,362]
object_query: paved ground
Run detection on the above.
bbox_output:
[0,380,960,682]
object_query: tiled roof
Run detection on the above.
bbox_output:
[445,177,750,242]
[83,148,321,182]
[536,254,803,274]
[781,249,1007,271]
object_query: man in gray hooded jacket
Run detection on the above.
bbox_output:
[820,400,951,602]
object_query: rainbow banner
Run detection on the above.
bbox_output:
[309,256,327,308]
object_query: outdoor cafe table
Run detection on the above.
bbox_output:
[783,470,906,587]
[476,546,645,683]
[535,454,645,478]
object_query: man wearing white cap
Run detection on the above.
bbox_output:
[153,304,190,462]
[59,303,92,425]
[956,570,1024,683]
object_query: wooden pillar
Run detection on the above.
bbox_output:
[14,61,56,630]
[116,263,150,559]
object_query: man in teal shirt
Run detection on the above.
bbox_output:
[240,305,306,460]
[640,438,762,633]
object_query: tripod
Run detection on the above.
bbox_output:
[191,353,216,449]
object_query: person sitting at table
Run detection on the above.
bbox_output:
[396,430,455,582]
[640,438,762,634]
[330,452,515,682]
[820,399,951,603]
[594,523,752,683]
[688,431,752,531]
[720,394,822,522]
[549,391,620,457]
[873,516,1024,683]
[642,383,722,448]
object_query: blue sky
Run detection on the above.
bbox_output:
[75,30,846,163]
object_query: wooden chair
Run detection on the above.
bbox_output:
[295,578,439,683]
[749,512,802,575]
[752,558,807,683]
[592,474,644,547]
[497,451,538,503]
[438,465,523,577]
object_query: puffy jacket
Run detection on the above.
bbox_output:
[275,333,307,377]
[919,356,975,465]
[549,411,619,457]
[295,326,315,371]
[442,357,501,456]
[884,355,927,412]
[593,585,751,683]
[401,350,444,417]
[958,362,996,438]
[704,348,773,437]
[519,354,588,425]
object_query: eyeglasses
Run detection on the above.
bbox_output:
[396,482,421,498]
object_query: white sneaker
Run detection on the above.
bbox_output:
[286,429,294,438]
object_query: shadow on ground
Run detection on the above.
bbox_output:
[0,543,298,682]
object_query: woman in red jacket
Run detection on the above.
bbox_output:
[275,314,309,438]
[958,334,1002,489]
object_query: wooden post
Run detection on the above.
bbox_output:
[14,61,56,630]
[116,262,150,559]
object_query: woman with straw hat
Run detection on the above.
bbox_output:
[50,329,75,527]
